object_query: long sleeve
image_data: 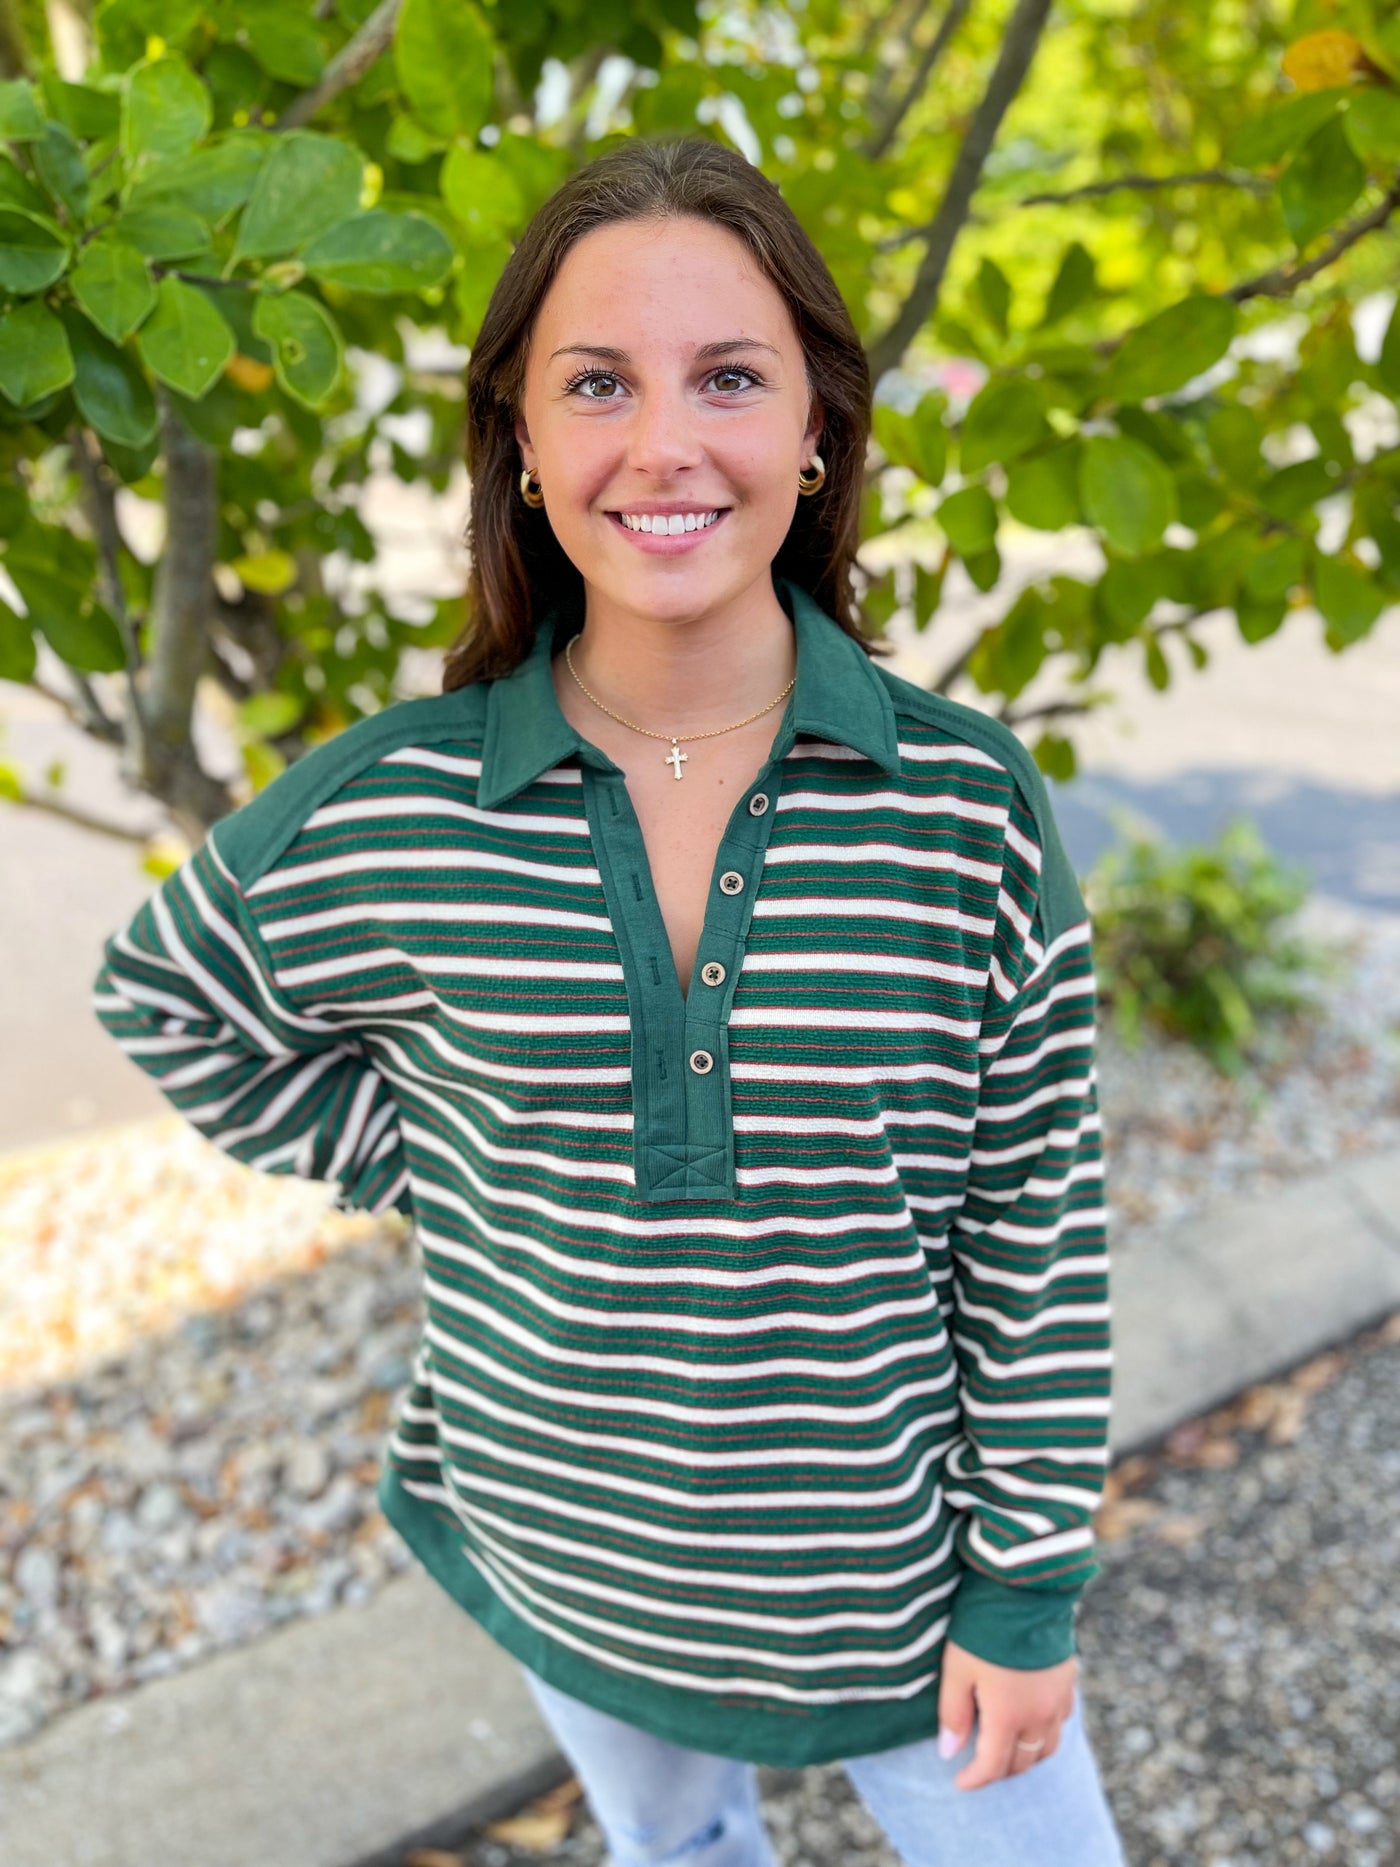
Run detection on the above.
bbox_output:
[91,823,413,1218]
[942,775,1112,1670]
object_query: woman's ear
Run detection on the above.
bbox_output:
[514,410,533,463]
[802,391,825,462]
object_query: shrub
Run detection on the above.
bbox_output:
[1084,812,1350,1078]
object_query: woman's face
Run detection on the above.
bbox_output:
[513,214,824,627]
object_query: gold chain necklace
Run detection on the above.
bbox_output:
[563,632,795,781]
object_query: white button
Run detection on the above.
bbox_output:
[748,792,769,815]
[719,870,744,894]
[689,1049,714,1074]
[700,961,726,987]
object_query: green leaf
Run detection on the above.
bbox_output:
[1040,241,1096,328]
[1242,535,1305,601]
[1235,592,1287,643]
[1143,633,1171,691]
[32,122,89,224]
[70,235,157,343]
[230,549,298,593]
[1257,455,1337,521]
[440,143,525,238]
[40,75,122,141]
[873,392,947,486]
[1097,556,1167,634]
[136,277,236,399]
[124,132,269,225]
[0,300,74,406]
[118,203,213,260]
[37,599,128,674]
[1005,441,1081,530]
[60,307,158,447]
[959,377,1050,476]
[395,0,495,139]
[1103,295,1238,403]
[1033,731,1076,782]
[234,131,366,261]
[1345,87,1400,167]
[386,112,448,164]
[1312,552,1385,644]
[1079,434,1177,556]
[936,485,999,556]
[121,55,212,164]
[0,79,45,141]
[234,2,326,86]
[1205,403,1263,483]
[962,542,998,592]
[1114,404,1195,464]
[100,429,161,484]
[238,689,305,737]
[905,392,948,488]
[1223,87,1347,167]
[1279,117,1365,249]
[0,206,71,295]
[6,555,126,673]
[300,210,454,294]
[1377,296,1400,397]
[974,257,1010,338]
[0,599,37,682]
[0,153,48,217]
[252,289,344,407]
[966,584,1046,697]
[1174,468,1227,532]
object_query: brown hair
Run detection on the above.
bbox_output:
[441,133,893,692]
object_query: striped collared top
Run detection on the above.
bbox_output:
[92,575,1113,1768]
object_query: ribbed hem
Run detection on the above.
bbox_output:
[944,1565,1084,1669]
[377,1462,954,1769]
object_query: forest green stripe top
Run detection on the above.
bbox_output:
[92,574,1113,1769]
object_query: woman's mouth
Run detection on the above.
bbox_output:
[605,508,732,554]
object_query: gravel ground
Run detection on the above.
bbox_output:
[446,1313,1400,1867]
[0,894,1398,1852]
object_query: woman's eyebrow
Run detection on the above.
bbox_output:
[548,338,782,364]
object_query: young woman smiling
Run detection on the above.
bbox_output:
[94,137,1127,1866]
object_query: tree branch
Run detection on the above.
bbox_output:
[276,0,404,131]
[866,0,1057,383]
[1224,172,1400,302]
[71,424,151,767]
[863,0,973,164]
[1013,166,1275,208]
[856,0,925,71]
[134,392,236,836]
[0,786,154,844]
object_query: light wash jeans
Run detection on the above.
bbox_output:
[521,1665,1128,1867]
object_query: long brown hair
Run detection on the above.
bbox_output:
[441,133,893,691]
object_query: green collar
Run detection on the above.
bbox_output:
[476,575,900,810]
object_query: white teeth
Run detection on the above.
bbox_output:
[619,510,721,533]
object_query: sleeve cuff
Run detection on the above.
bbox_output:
[945,1565,1084,1670]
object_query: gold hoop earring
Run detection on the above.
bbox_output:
[797,453,826,496]
[520,467,545,508]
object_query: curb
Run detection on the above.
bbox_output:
[4,1146,1400,1867]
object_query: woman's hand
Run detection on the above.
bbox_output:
[936,1640,1078,1791]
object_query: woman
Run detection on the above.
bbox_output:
[93,136,1126,1865]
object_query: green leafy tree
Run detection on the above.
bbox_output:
[1,0,1397,861]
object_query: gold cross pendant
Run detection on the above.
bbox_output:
[665,740,689,780]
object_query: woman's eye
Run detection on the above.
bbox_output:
[564,366,762,399]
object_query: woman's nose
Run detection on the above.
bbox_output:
[624,384,704,475]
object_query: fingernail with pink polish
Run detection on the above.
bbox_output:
[937,1727,962,1759]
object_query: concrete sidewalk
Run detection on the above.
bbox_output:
[4,1144,1400,1867]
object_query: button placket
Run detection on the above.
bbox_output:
[677,783,781,1193]
[580,761,782,1202]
